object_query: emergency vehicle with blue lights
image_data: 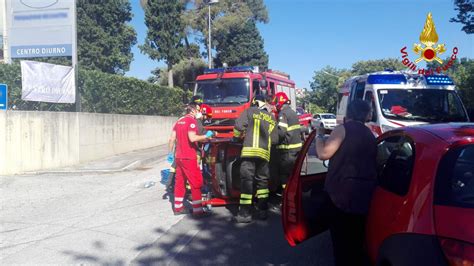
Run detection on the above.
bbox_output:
[336,71,470,136]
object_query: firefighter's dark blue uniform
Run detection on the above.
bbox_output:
[276,104,303,188]
[233,100,277,222]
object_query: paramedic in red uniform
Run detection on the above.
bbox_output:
[169,103,214,217]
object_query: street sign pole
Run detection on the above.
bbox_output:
[72,0,80,112]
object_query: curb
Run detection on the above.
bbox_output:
[22,155,166,175]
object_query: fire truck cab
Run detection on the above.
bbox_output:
[195,66,296,138]
[337,71,470,136]
[193,66,296,205]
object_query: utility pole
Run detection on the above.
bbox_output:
[207,0,218,69]
[73,0,80,112]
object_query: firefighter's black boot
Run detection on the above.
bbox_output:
[234,205,252,223]
[256,198,269,220]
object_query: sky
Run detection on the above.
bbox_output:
[126,0,473,89]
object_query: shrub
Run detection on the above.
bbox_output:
[0,63,189,116]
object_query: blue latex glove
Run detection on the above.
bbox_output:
[167,153,174,163]
[205,130,215,138]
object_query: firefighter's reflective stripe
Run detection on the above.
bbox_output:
[256,188,269,198]
[241,147,270,161]
[240,193,253,205]
[287,125,301,131]
[233,128,241,137]
[278,122,288,128]
[253,119,260,148]
[276,143,303,150]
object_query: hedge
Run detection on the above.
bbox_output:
[0,63,189,116]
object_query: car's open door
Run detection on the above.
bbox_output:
[282,131,329,246]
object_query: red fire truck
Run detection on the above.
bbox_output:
[194,66,297,206]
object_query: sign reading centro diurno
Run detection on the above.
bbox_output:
[8,0,75,58]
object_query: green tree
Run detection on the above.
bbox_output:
[214,21,268,68]
[185,0,268,62]
[151,58,207,89]
[351,58,407,75]
[450,0,473,34]
[428,57,474,112]
[309,66,351,113]
[140,0,186,88]
[77,0,137,74]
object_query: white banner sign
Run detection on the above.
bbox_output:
[8,0,75,58]
[21,60,75,103]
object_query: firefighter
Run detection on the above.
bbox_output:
[168,103,214,217]
[273,92,303,190]
[233,95,277,223]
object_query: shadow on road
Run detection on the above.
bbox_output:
[131,205,334,266]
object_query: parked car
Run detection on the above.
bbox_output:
[311,113,337,131]
[282,123,474,266]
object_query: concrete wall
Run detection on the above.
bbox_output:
[0,111,177,175]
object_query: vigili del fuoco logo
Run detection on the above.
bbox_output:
[400,12,458,75]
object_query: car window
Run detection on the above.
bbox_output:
[321,114,335,119]
[376,135,415,196]
[300,137,327,176]
[296,108,304,115]
[435,145,474,208]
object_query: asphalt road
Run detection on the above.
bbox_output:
[1,147,333,265]
[132,201,334,266]
[133,151,333,266]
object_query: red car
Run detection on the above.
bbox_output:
[282,123,474,266]
[296,107,313,134]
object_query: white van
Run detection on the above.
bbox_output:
[336,71,470,136]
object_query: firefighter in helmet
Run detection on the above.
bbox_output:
[233,95,278,223]
[273,92,303,190]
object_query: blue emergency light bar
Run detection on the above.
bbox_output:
[203,66,255,74]
[367,74,407,85]
[425,75,454,85]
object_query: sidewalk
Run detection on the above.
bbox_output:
[23,145,169,175]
